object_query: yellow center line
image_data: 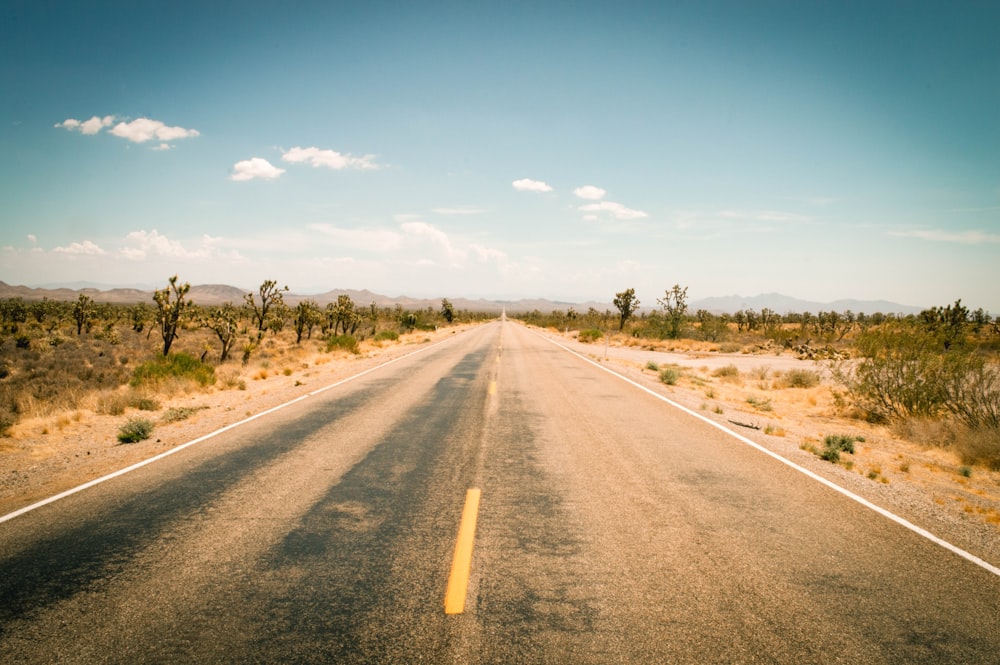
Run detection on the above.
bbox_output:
[488,380,497,396]
[444,488,481,615]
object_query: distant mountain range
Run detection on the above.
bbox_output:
[0,281,924,315]
[0,281,609,314]
[690,292,925,316]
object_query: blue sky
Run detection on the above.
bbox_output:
[2,1,998,311]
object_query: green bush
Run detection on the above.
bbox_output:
[117,417,154,443]
[838,327,1000,430]
[578,329,603,343]
[820,434,862,462]
[131,352,216,388]
[326,334,360,354]
[374,330,399,342]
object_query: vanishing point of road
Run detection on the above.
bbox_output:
[2,320,998,663]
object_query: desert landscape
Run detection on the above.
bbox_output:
[2,292,997,567]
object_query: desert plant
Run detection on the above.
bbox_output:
[117,417,154,443]
[153,275,192,356]
[131,352,216,388]
[374,330,399,342]
[161,406,208,423]
[819,434,863,462]
[659,367,681,385]
[203,303,241,361]
[657,284,689,339]
[326,334,360,354]
[440,298,455,324]
[578,329,603,343]
[783,369,820,389]
[613,288,640,331]
[0,409,15,436]
[245,279,288,336]
[746,395,773,411]
[712,364,740,380]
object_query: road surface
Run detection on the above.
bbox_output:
[1,320,998,663]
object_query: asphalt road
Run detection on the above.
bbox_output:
[1,320,998,664]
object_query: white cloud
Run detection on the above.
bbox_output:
[53,240,106,255]
[108,118,200,143]
[401,221,466,264]
[432,207,486,215]
[27,234,37,243]
[152,143,173,151]
[229,157,285,181]
[470,243,508,263]
[512,178,553,193]
[281,146,379,170]
[307,223,403,252]
[121,229,198,260]
[574,185,606,200]
[890,228,1000,244]
[118,229,245,263]
[578,201,648,220]
[55,115,115,135]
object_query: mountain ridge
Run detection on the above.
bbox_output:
[0,281,926,315]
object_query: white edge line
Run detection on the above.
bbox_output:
[0,333,462,525]
[534,329,1000,579]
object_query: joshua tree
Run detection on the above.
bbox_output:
[613,288,640,331]
[657,284,689,339]
[153,275,192,356]
[245,279,288,337]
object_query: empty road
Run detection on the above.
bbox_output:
[2,320,998,663]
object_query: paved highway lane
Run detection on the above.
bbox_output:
[2,320,998,663]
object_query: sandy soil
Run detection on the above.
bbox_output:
[2,322,997,568]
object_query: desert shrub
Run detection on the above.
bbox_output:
[578,329,603,344]
[955,427,1000,471]
[820,434,863,462]
[374,330,399,342]
[746,395,773,412]
[659,367,681,385]
[839,327,1000,430]
[712,364,740,380]
[645,361,659,371]
[117,417,154,443]
[95,390,130,416]
[940,353,1000,431]
[131,395,160,411]
[326,334,360,354]
[0,409,15,436]
[161,406,208,423]
[130,352,216,388]
[783,369,820,389]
